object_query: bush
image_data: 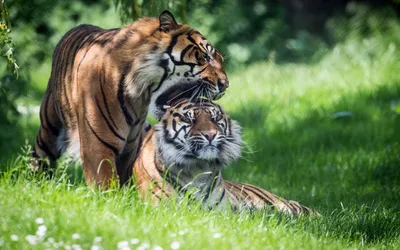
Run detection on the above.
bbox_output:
[0,0,23,125]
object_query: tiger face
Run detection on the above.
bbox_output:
[149,11,229,118]
[154,99,242,167]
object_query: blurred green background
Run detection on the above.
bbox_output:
[1,0,400,210]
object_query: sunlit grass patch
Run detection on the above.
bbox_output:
[1,166,399,249]
[217,34,400,211]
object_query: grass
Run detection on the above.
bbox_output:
[1,26,400,249]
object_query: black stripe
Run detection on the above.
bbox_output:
[95,97,126,141]
[114,29,134,49]
[167,33,197,68]
[172,119,177,132]
[61,30,91,121]
[173,99,188,108]
[166,33,180,54]
[41,92,59,136]
[144,123,152,133]
[171,124,187,140]
[99,64,118,128]
[186,33,199,49]
[182,104,195,110]
[125,117,146,144]
[98,30,117,47]
[55,31,81,120]
[180,44,194,61]
[85,118,119,155]
[152,32,200,94]
[76,33,103,74]
[118,66,134,125]
[203,174,219,202]
[136,130,152,145]
[153,70,168,93]
[152,61,169,93]
[66,30,93,71]
[139,157,170,198]
[193,65,208,76]
[242,184,278,206]
[36,142,56,161]
[126,130,141,144]
[172,113,184,118]
[36,130,57,160]
[225,182,255,202]
[212,186,226,208]
[152,191,162,201]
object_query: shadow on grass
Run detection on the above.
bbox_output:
[226,83,400,210]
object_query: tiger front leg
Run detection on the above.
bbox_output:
[116,120,147,185]
[78,114,127,189]
[31,125,60,175]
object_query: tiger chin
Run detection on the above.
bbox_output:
[32,10,229,188]
[133,99,316,216]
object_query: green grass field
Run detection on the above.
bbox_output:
[1,29,400,249]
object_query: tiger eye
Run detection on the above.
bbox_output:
[203,53,211,61]
[180,116,191,123]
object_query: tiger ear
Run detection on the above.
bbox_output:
[159,10,179,33]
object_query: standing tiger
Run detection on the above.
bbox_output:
[32,11,228,187]
[133,99,315,215]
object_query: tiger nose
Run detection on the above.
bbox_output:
[202,130,217,142]
[217,79,229,92]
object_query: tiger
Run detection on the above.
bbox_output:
[133,99,315,215]
[32,11,228,188]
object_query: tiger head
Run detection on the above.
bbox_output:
[147,11,229,118]
[154,99,242,168]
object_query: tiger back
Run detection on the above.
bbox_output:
[32,11,229,188]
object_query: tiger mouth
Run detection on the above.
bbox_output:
[190,144,220,160]
[214,91,225,100]
[155,81,218,112]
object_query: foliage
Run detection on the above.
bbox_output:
[111,1,400,69]
[0,0,121,161]
[187,0,293,68]
[113,0,188,23]
[0,0,18,74]
[326,2,400,44]
[0,0,25,149]
[0,1,18,75]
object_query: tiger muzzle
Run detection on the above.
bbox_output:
[218,79,229,92]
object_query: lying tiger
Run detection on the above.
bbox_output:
[133,99,314,215]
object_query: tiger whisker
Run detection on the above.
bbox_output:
[189,85,200,103]
[190,83,205,103]
[168,84,200,104]
[199,87,206,106]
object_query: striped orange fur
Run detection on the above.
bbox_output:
[32,11,228,188]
